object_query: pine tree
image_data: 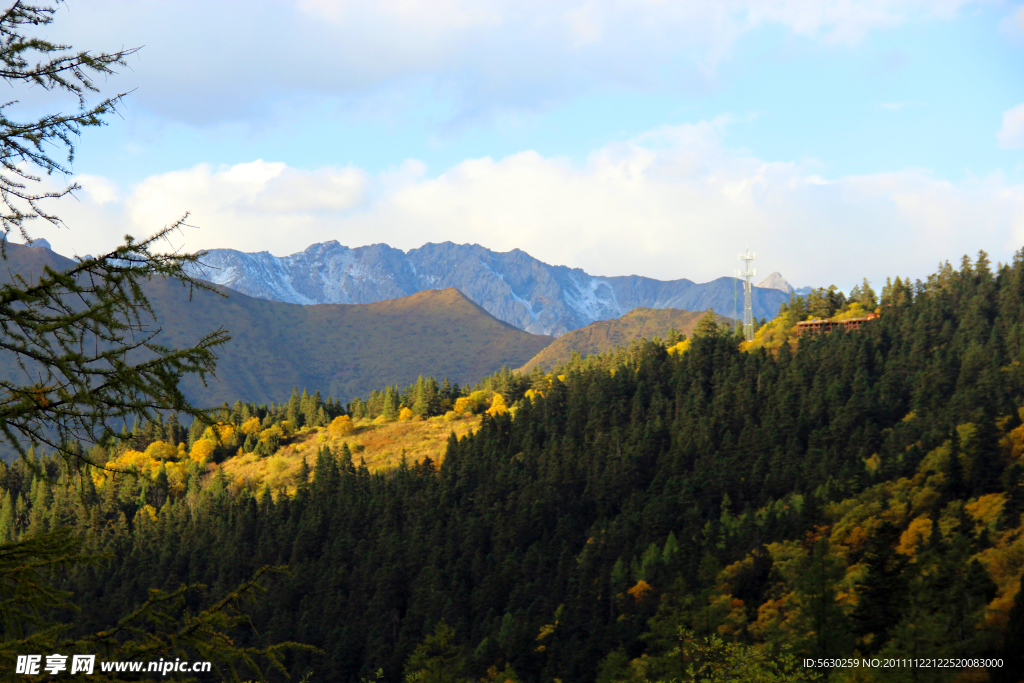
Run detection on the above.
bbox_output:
[849,278,877,308]
[383,386,400,422]
[0,491,13,543]
[967,413,1005,496]
[693,311,723,339]
[287,388,303,428]
[230,400,243,425]
[187,417,206,448]
[307,390,323,426]
[791,536,851,658]
[851,522,909,652]
[164,412,179,446]
[404,622,466,683]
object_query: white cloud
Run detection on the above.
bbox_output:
[44,0,989,126]
[75,176,120,205]
[998,102,1024,149]
[36,121,1024,290]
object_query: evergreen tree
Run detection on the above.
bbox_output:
[849,278,878,308]
[404,622,466,683]
[851,522,909,652]
[0,491,13,543]
[383,386,400,421]
[307,390,324,426]
[165,412,184,446]
[693,310,724,339]
[288,388,303,428]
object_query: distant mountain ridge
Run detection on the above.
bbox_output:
[189,241,795,336]
[0,243,553,406]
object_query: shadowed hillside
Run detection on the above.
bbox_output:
[0,243,554,407]
[518,306,734,372]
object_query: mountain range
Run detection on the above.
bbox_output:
[0,243,552,406]
[187,241,796,336]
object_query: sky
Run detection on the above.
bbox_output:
[11,0,1024,291]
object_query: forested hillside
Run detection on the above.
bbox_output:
[4,251,1024,682]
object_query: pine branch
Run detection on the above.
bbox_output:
[0,216,230,466]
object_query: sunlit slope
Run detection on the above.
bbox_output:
[518,306,732,372]
[0,244,554,406]
[221,413,482,492]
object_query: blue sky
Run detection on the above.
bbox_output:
[19,0,1024,290]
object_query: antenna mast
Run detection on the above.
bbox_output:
[735,247,756,342]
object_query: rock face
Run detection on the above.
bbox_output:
[189,241,793,336]
[757,271,794,294]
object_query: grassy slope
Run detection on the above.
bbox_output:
[221,414,483,493]
[0,243,554,407]
[518,306,733,372]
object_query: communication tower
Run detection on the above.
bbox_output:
[735,247,756,342]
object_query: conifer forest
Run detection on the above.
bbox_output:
[4,252,1024,682]
[2,1,1023,681]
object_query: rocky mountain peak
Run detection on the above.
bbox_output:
[756,272,793,294]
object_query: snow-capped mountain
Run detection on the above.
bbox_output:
[188,241,794,337]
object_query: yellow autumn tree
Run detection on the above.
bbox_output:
[897,516,933,557]
[486,394,508,417]
[190,438,217,465]
[240,416,262,435]
[399,406,414,421]
[482,665,521,682]
[667,339,691,355]
[111,448,150,472]
[143,440,178,461]
[452,391,505,416]
[965,493,1006,532]
[215,423,236,443]
[138,504,158,522]
[628,580,653,602]
[328,415,354,438]
[260,424,284,442]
